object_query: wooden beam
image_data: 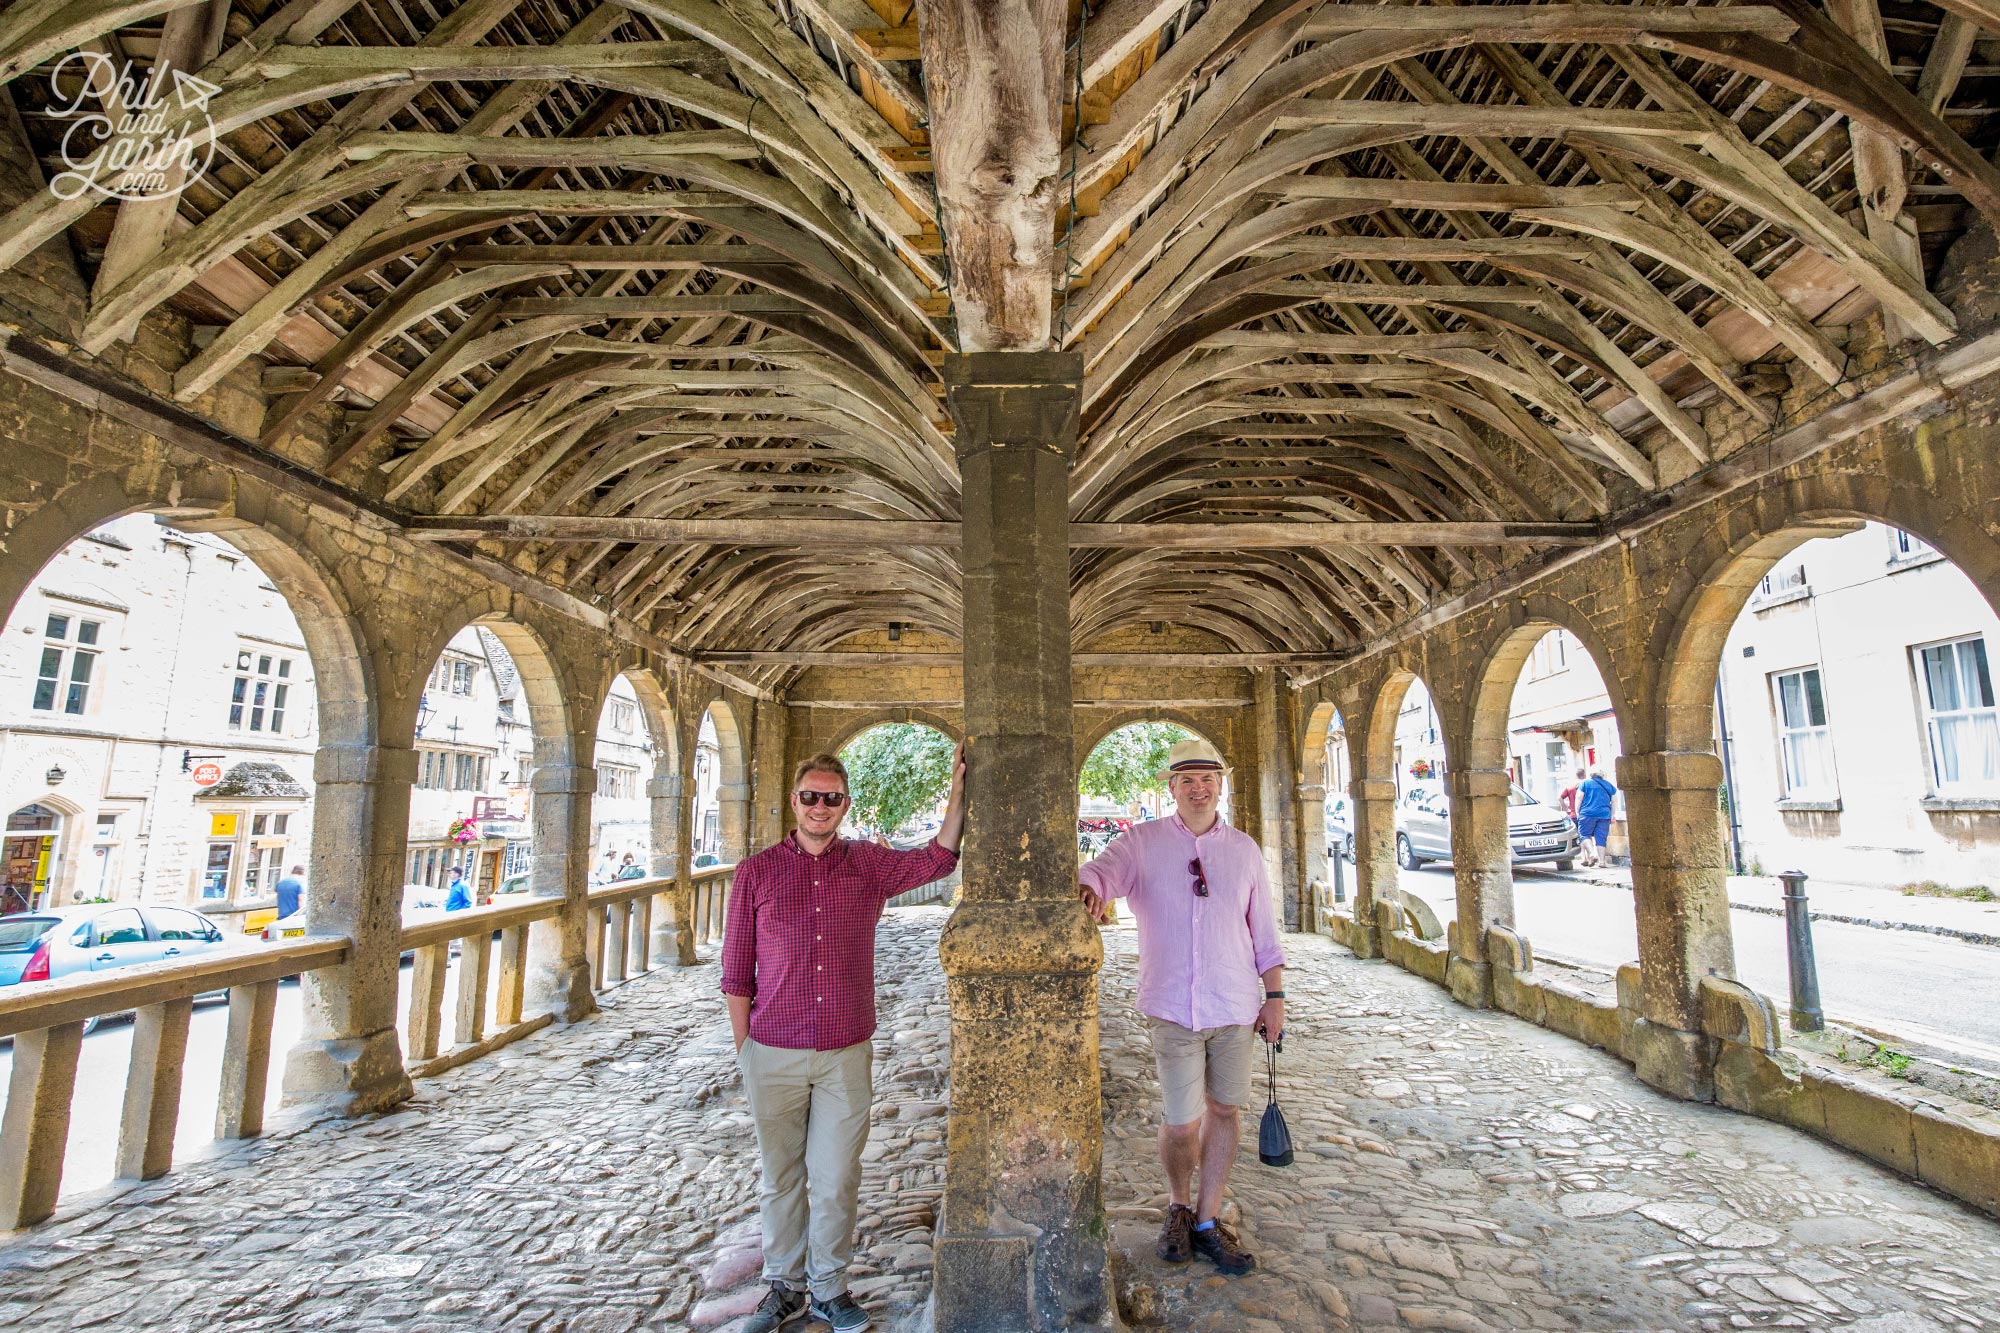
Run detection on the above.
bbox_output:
[1300,5,1797,39]
[1269,103,1708,140]
[401,516,1598,546]
[915,0,1068,349]
[701,650,1351,666]
[1260,179,1641,209]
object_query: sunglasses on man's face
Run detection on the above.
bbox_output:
[795,790,849,807]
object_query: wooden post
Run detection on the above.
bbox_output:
[605,902,630,985]
[217,980,280,1139]
[0,1021,84,1228]
[408,943,449,1062]
[630,896,653,975]
[586,903,607,989]
[454,931,493,1046]
[496,924,529,1027]
[117,997,194,1181]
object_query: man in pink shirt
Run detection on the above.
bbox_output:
[723,749,966,1333]
[1078,738,1285,1276]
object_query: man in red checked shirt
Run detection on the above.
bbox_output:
[723,747,966,1333]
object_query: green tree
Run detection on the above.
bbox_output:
[840,724,956,834]
[1079,722,1194,805]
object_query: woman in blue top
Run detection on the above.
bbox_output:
[1575,769,1618,867]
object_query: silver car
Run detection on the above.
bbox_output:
[0,903,239,1033]
[1394,781,1579,872]
[1325,793,1354,863]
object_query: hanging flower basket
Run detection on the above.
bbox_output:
[1408,759,1433,779]
[448,816,480,845]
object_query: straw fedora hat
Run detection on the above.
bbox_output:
[1157,736,1230,780]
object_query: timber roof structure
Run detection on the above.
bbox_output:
[6,0,1999,692]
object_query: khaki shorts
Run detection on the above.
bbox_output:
[1146,1015,1257,1126]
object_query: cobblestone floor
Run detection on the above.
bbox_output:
[1,910,1997,1332]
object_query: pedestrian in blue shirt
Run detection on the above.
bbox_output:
[274,865,305,919]
[1576,769,1618,867]
[445,870,473,911]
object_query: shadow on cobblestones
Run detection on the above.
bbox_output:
[3,911,1997,1333]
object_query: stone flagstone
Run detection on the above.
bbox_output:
[0,912,1997,1332]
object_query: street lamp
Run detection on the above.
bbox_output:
[416,692,434,738]
[45,765,65,786]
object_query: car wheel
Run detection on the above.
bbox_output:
[1397,833,1422,871]
[1343,833,1356,863]
[1554,858,1575,872]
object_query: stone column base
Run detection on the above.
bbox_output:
[1446,955,1493,1009]
[1347,919,1383,960]
[932,1225,1125,1333]
[280,1026,412,1115]
[1629,1018,1717,1103]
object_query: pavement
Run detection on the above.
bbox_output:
[1568,865,2000,947]
[5,909,2000,1331]
[1385,866,2000,1073]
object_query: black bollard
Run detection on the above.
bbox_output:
[1780,869,1824,1033]
[1332,847,1346,904]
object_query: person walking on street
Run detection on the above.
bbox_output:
[445,867,473,911]
[1078,738,1285,1277]
[593,848,619,886]
[724,749,967,1333]
[274,865,305,919]
[1559,767,1585,822]
[1576,768,1618,867]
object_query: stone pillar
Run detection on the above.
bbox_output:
[647,771,689,964]
[1295,782,1328,934]
[752,698,790,852]
[717,779,752,864]
[282,743,417,1114]
[934,351,1111,1333]
[1253,669,1302,931]
[1446,767,1515,1008]
[671,743,700,966]
[525,763,597,1021]
[1347,776,1397,959]
[1620,749,1735,1101]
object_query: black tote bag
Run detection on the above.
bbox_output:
[1258,1038,1294,1167]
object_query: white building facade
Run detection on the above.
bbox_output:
[0,516,319,925]
[1716,523,2000,888]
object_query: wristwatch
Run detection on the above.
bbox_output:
[1265,990,1285,999]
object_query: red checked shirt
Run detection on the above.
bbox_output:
[720,832,960,1050]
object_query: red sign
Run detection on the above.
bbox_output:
[192,762,223,788]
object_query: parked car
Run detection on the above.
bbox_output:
[613,863,648,881]
[1,903,239,1033]
[482,873,532,905]
[1325,793,1354,862]
[693,852,721,869]
[1393,781,1579,872]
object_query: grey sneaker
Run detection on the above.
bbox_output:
[809,1291,872,1332]
[744,1283,807,1333]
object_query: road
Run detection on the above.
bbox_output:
[1389,864,2000,1069]
[0,951,480,1202]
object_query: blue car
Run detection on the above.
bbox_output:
[0,903,239,1034]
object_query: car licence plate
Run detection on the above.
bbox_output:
[1521,836,1563,849]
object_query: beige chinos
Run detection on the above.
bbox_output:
[736,1037,874,1301]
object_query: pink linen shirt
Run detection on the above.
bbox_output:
[1079,813,1285,1031]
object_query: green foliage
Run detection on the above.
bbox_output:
[1869,1045,1914,1079]
[840,724,955,835]
[1079,722,1196,805]
[1898,879,1995,902]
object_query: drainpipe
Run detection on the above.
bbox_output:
[1714,678,1745,875]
